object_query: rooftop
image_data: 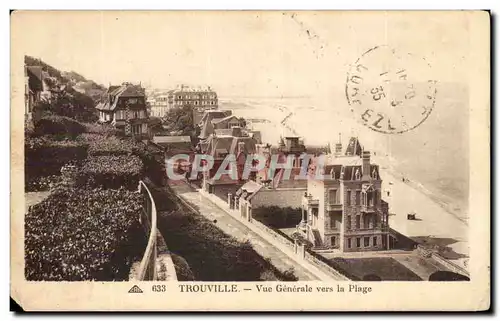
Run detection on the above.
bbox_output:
[153,135,192,144]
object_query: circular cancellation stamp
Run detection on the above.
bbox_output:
[345,45,437,134]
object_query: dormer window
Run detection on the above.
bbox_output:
[372,168,378,180]
[355,169,361,180]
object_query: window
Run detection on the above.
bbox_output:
[363,215,370,229]
[329,189,339,204]
[373,236,378,246]
[356,191,361,205]
[355,215,360,229]
[131,124,141,135]
[346,190,351,205]
[356,237,361,248]
[346,215,351,230]
[330,214,338,230]
[128,98,138,104]
[331,236,336,246]
[364,237,370,247]
[347,238,352,248]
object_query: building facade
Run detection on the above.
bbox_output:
[149,93,170,118]
[167,85,218,110]
[96,83,149,140]
[299,137,391,252]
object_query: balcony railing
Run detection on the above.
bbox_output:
[137,180,158,281]
[326,203,342,211]
[360,204,376,213]
[303,195,319,207]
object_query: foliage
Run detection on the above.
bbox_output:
[148,117,164,134]
[78,130,165,187]
[25,137,89,191]
[290,231,314,249]
[25,55,99,122]
[82,122,123,137]
[83,135,140,156]
[25,55,63,80]
[33,115,86,139]
[76,155,144,190]
[170,254,195,281]
[25,175,62,192]
[162,104,198,145]
[25,187,146,281]
[252,206,302,229]
[428,271,470,281]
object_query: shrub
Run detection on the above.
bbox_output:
[33,115,86,139]
[82,123,122,137]
[25,187,146,281]
[78,133,165,187]
[252,206,302,229]
[75,155,144,190]
[25,137,89,191]
[170,254,195,281]
[84,135,140,156]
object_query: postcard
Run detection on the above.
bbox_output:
[11,10,490,311]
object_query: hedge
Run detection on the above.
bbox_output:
[75,155,144,190]
[25,137,89,191]
[84,135,140,156]
[33,115,86,139]
[82,123,123,137]
[252,206,302,229]
[25,187,146,281]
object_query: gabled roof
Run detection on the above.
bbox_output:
[199,110,232,125]
[120,85,145,97]
[212,115,239,125]
[230,136,257,155]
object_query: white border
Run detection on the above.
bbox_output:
[3,1,497,319]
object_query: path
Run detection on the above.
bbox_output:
[168,180,338,281]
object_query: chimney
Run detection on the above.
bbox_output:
[335,143,342,156]
[335,133,342,156]
[362,150,371,180]
[231,126,242,137]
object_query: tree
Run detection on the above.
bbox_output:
[162,104,199,146]
[428,271,470,281]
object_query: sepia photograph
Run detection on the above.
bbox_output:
[10,10,490,311]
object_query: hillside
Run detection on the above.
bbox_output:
[25,55,105,122]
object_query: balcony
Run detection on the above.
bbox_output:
[302,195,319,207]
[326,203,342,211]
[360,204,376,213]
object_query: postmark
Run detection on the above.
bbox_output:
[346,45,437,134]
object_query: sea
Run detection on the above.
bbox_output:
[219,83,469,219]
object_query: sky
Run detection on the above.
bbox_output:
[12,11,473,98]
